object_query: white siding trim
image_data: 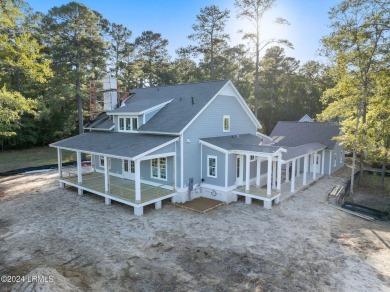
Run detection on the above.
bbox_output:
[199,140,229,154]
[131,137,179,161]
[225,153,228,188]
[180,135,184,189]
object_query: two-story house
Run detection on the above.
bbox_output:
[51,80,343,215]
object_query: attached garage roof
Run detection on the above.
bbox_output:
[50,132,178,159]
[270,121,340,149]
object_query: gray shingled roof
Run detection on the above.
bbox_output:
[270,122,340,149]
[132,80,230,133]
[84,115,114,131]
[201,134,283,154]
[50,132,177,159]
[282,142,326,161]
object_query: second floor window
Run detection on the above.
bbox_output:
[223,115,230,132]
[119,117,138,132]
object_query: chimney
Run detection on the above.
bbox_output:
[103,75,117,111]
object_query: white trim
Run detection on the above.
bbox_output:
[150,157,168,181]
[140,152,176,161]
[132,137,179,161]
[84,125,115,131]
[207,155,217,178]
[199,140,229,154]
[329,150,332,174]
[179,80,261,135]
[137,131,179,136]
[223,115,230,132]
[106,100,173,116]
[201,183,237,192]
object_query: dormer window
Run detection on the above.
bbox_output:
[223,115,230,132]
[119,116,138,132]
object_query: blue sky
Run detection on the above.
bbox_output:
[28,0,340,64]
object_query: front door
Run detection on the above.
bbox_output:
[123,159,135,180]
[236,155,244,186]
[310,154,321,173]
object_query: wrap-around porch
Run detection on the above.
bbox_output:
[57,148,176,216]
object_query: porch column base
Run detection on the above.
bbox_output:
[155,201,162,209]
[245,197,252,205]
[105,198,111,205]
[264,201,272,209]
[134,206,143,216]
[78,188,83,195]
[59,182,64,189]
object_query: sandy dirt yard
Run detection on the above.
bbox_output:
[0,170,389,291]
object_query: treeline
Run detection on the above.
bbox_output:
[0,0,329,150]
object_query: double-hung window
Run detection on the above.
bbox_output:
[207,155,217,178]
[340,151,343,163]
[333,153,337,167]
[151,158,167,180]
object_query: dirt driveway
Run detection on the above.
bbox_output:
[0,171,389,291]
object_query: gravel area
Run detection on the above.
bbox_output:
[0,170,389,291]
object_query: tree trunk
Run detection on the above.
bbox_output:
[381,154,387,189]
[76,64,83,135]
[254,20,260,119]
[350,107,361,195]
[210,36,214,80]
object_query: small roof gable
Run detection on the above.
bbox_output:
[110,80,229,115]
[270,121,340,149]
[201,134,282,154]
[298,114,314,122]
[50,132,177,159]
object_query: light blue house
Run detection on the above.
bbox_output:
[51,80,343,215]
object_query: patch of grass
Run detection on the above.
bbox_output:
[360,173,390,193]
[0,147,77,173]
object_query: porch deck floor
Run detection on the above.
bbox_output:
[62,172,174,204]
[233,185,278,199]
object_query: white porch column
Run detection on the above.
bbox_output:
[277,154,282,191]
[303,154,308,186]
[135,159,141,201]
[245,154,250,191]
[286,161,290,182]
[77,151,83,195]
[57,148,64,189]
[313,152,317,180]
[104,156,109,193]
[57,148,62,177]
[297,158,301,177]
[77,151,82,183]
[267,156,272,195]
[321,149,325,175]
[290,159,296,193]
[225,153,228,188]
[272,161,277,189]
[256,157,261,187]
